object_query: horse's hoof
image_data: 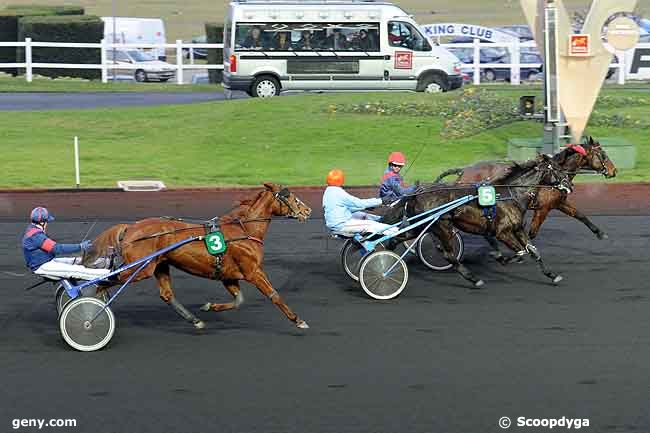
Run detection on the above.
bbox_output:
[194,320,206,330]
[597,232,609,240]
[296,320,309,329]
[474,280,485,289]
[200,303,212,312]
[552,275,563,285]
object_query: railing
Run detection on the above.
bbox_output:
[0,39,224,85]
[439,38,627,85]
[0,37,636,85]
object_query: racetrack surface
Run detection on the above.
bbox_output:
[1,216,649,433]
[0,91,248,111]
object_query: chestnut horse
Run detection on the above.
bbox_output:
[92,183,312,330]
[435,137,617,239]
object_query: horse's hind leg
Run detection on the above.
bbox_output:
[200,279,244,313]
[154,262,205,329]
[484,235,510,265]
[434,222,484,288]
[245,268,308,329]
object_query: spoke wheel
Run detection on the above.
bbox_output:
[341,239,367,282]
[59,297,115,352]
[417,231,464,271]
[359,251,408,300]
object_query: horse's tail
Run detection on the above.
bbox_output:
[434,168,464,183]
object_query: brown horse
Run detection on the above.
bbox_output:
[435,137,617,239]
[385,154,573,287]
[93,183,312,330]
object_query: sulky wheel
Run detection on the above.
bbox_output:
[55,283,72,316]
[340,239,368,282]
[417,231,464,271]
[358,250,408,300]
[59,297,115,352]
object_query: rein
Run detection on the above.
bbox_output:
[125,217,272,245]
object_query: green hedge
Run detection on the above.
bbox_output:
[18,15,104,79]
[5,5,85,15]
[0,9,59,76]
[205,22,224,84]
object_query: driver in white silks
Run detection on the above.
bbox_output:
[323,169,398,236]
[21,207,111,281]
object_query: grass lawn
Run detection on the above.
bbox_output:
[0,86,648,188]
[5,0,649,42]
[0,75,221,93]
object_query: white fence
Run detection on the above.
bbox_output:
[0,39,224,85]
[439,39,627,85]
[0,37,635,85]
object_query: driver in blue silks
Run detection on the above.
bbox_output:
[22,207,110,281]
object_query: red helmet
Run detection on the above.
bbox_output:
[387,152,406,166]
[326,169,345,186]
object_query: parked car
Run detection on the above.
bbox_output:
[450,48,542,82]
[639,33,650,43]
[107,49,176,82]
[496,25,533,41]
[182,35,208,59]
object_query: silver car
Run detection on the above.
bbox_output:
[107,49,176,82]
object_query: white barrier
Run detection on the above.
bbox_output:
[0,39,224,84]
[439,39,629,85]
[0,38,641,85]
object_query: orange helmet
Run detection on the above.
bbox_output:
[326,169,345,186]
[388,152,406,166]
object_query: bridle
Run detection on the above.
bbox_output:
[589,145,609,176]
[273,187,307,219]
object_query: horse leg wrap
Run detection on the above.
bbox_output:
[234,291,244,307]
[268,290,279,300]
[169,297,199,323]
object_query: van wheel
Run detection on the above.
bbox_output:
[135,70,147,82]
[251,75,280,98]
[484,69,496,81]
[419,75,446,93]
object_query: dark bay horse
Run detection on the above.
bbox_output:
[435,137,617,239]
[385,154,573,287]
[93,184,312,330]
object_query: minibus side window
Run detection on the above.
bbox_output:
[235,24,269,50]
[233,23,381,52]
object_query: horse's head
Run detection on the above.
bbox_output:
[583,137,617,178]
[535,154,574,194]
[264,183,312,222]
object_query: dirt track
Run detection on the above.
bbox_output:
[1,210,649,432]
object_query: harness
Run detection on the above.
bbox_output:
[123,188,303,279]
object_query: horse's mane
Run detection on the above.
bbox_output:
[220,190,265,223]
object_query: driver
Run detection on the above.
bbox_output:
[379,152,418,203]
[22,207,110,281]
[323,169,396,236]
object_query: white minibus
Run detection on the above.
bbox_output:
[222,0,463,97]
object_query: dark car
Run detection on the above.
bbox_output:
[485,52,543,82]
[448,47,542,82]
[496,25,533,41]
[182,35,207,59]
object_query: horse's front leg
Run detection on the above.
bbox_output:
[557,201,608,239]
[245,268,308,329]
[201,279,244,312]
[528,208,551,240]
